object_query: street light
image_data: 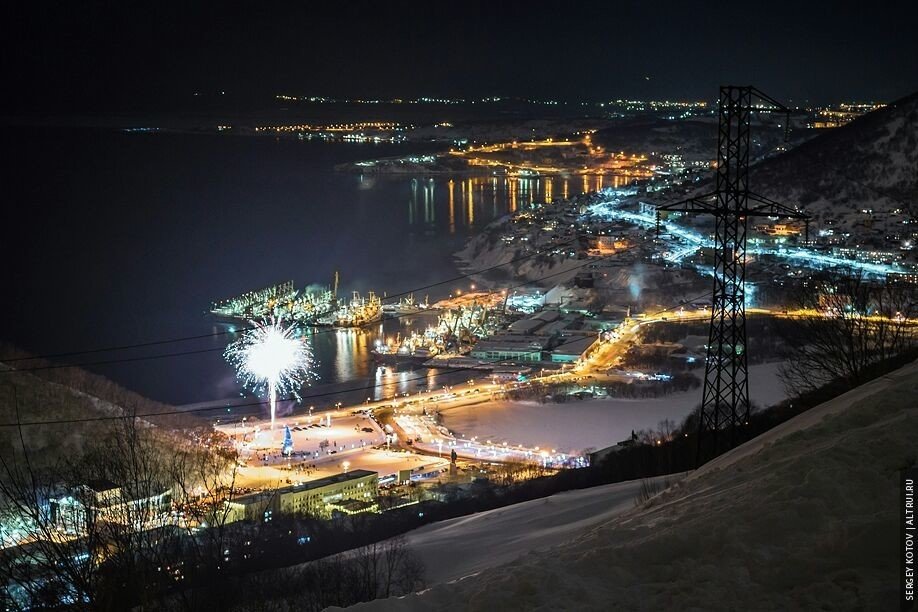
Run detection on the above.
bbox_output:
[342,461,350,474]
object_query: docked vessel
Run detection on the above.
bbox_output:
[209,280,337,326]
[381,293,428,316]
[335,291,382,327]
[371,327,441,364]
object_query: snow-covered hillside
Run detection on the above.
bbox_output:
[750,93,918,228]
[658,92,918,249]
[378,475,670,586]
[455,230,587,288]
[350,359,918,610]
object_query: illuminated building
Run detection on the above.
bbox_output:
[470,335,548,362]
[754,223,801,237]
[807,102,886,128]
[49,480,172,535]
[595,235,631,253]
[226,470,379,522]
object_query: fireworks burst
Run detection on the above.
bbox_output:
[224,319,316,429]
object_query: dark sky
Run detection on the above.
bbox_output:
[3,0,917,112]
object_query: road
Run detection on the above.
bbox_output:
[213,307,741,479]
[214,306,914,484]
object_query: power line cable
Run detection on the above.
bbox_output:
[4,218,786,378]
[2,236,582,364]
[2,246,599,374]
[0,288,712,428]
[2,238,591,372]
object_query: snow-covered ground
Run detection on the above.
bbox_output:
[440,362,786,455]
[391,475,672,585]
[348,359,917,610]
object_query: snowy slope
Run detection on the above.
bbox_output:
[749,92,918,225]
[658,92,918,228]
[389,476,670,586]
[349,359,918,610]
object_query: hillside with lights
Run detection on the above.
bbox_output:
[750,92,918,223]
[661,91,918,259]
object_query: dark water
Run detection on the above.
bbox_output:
[2,127,596,409]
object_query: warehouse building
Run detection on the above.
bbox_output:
[470,335,548,362]
[549,334,599,364]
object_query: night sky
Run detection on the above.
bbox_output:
[3,0,917,113]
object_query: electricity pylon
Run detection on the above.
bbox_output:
[655,86,809,463]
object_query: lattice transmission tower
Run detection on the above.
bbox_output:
[655,86,809,463]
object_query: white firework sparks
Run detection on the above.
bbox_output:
[224,319,315,429]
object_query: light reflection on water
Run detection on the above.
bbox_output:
[3,127,642,411]
[276,172,638,415]
[200,170,641,415]
[401,173,632,233]
[257,312,464,414]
